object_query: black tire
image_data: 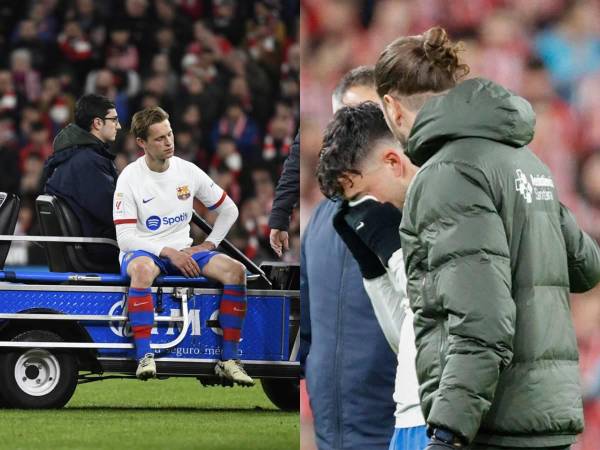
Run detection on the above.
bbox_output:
[261,378,300,411]
[0,330,78,409]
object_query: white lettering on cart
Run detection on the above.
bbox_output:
[108,299,202,337]
[166,308,201,336]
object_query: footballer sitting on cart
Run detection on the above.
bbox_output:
[113,106,253,385]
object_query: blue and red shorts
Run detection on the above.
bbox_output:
[120,249,219,278]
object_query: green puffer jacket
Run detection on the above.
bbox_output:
[400,78,600,447]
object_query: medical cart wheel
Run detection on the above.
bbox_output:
[0,330,78,409]
[261,378,300,411]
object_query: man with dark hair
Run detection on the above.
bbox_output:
[43,93,122,267]
[316,102,414,201]
[301,67,401,450]
[316,102,427,450]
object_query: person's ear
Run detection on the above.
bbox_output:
[383,94,403,127]
[382,149,404,177]
[338,172,357,199]
[92,117,103,131]
[136,137,146,151]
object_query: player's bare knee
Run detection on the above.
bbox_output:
[129,260,158,287]
[222,260,246,284]
[233,261,246,284]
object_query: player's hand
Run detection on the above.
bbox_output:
[164,249,201,278]
[344,198,402,266]
[183,241,216,255]
[270,229,289,257]
[333,202,386,280]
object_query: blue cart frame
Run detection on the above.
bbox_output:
[0,193,300,410]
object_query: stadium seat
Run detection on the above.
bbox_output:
[36,195,120,273]
[0,192,20,269]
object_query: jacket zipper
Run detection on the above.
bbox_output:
[423,274,448,381]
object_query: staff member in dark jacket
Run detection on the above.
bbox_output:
[268,132,299,257]
[43,94,121,266]
[367,26,600,449]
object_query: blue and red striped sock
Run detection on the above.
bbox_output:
[127,287,154,361]
[219,284,247,360]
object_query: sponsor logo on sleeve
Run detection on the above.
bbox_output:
[114,193,125,216]
[114,199,125,216]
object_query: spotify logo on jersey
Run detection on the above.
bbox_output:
[145,213,189,231]
[146,216,161,231]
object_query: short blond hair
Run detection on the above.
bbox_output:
[130,106,169,140]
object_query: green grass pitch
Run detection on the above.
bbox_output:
[0,377,299,450]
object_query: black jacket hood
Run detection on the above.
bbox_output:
[42,124,115,189]
[52,123,114,157]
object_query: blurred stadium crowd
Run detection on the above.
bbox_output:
[0,0,299,266]
[300,0,600,448]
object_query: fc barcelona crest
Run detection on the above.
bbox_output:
[176,185,191,200]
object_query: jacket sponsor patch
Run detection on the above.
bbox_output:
[515,169,554,203]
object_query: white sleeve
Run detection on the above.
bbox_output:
[192,164,227,209]
[204,196,238,247]
[387,248,408,293]
[191,164,239,247]
[362,249,409,355]
[363,273,407,355]
[113,174,163,256]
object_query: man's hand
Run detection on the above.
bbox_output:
[344,198,402,266]
[160,247,201,278]
[182,241,216,256]
[270,229,289,257]
[333,202,386,279]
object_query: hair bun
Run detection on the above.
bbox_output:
[422,26,458,70]
[423,27,448,51]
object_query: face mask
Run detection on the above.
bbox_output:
[49,105,69,124]
[1,93,17,110]
[225,152,242,171]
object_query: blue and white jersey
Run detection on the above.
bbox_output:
[113,156,236,262]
